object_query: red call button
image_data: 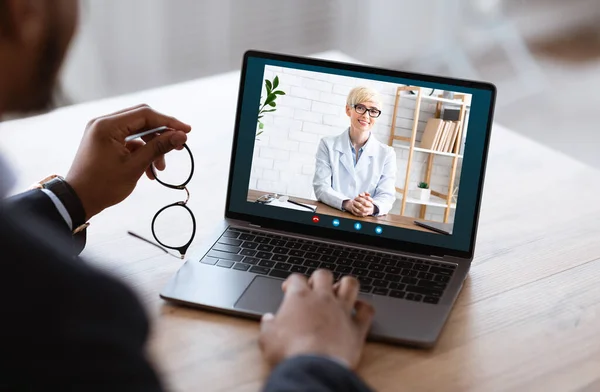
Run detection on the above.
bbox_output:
[312,215,320,223]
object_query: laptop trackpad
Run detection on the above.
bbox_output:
[234,276,284,314]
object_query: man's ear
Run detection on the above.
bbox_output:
[1,0,45,45]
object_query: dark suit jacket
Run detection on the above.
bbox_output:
[0,189,373,391]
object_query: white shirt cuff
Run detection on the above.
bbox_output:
[40,188,73,231]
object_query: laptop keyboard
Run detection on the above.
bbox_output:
[199,227,457,305]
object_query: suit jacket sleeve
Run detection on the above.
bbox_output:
[4,189,85,255]
[0,205,164,391]
[372,146,397,216]
[313,138,350,210]
[263,355,374,392]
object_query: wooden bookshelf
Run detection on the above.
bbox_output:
[387,86,468,223]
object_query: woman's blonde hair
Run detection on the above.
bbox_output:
[346,86,382,108]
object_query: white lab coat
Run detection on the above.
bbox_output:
[313,129,397,215]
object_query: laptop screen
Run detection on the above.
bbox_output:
[226,51,495,259]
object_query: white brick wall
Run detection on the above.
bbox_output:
[251,65,470,223]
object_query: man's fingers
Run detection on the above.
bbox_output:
[308,269,334,293]
[282,273,309,295]
[336,276,360,313]
[104,106,191,142]
[130,131,187,174]
[354,300,375,339]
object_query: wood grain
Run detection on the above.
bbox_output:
[1,60,600,392]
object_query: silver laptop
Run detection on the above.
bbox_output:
[161,50,496,347]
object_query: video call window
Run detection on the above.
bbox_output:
[246,65,472,236]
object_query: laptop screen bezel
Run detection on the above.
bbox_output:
[224,50,496,261]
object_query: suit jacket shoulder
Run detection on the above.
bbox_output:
[0,204,164,391]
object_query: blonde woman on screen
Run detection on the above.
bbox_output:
[313,86,397,217]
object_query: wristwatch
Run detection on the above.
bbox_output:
[31,174,90,235]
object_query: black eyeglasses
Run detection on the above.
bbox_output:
[128,143,196,259]
[352,104,382,118]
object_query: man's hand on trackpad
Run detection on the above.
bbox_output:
[258,270,374,370]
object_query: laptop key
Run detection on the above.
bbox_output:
[332,250,349,258]
[290,265,307,274]
[257,244,274,251]
[429,266,454,276]
[304,260,320,268]
[239,234,255,241]
[401,269,418,277]
[372,288,389,296]
[401,277,418,285]
[301,244,318,252]
[372,280,388,288]
[320,255,337,263]
[335,265,352,273]
[241,242,258,250]
[351,268,369,277]
[358,276,373,286]
[370,264,385,272]
[269,269,292,279]
[287,242,303,249]
[305,252,320,260]
[243,257,260,265]
[368,271,385,279]
[270,239,287,247]
[417,272,434,280]
[389,290,406,299]
[352,260,368,269]
[222,231,240,238]
[336,258,353,266]
[289,249,305,257]
[249,266,270,275]
[258,260,275,268]
[434,275,451,283]
[274,262,292,271]
[384,274,401,283]
[288,257,304,265]
[218,238,242,246]
[273,247,289,254]
[413,263,429,271]
[348,253,365,261]
[381,258,395,266]
[384,266,401,274]
[240,249,257,256]
[406,285,443,297]
[207,251,243,262]
[256,251,272,259]
[254,236,271,244]
[212,244,241,253]
[396,261,414,269]
[320,262,336,271]
[360,285,373,293]
[200,256,218,265]
[272,254,289,262]
[389,283,406,291]
[423,296,440,304]
[364,255,381,263]
[216,260,234,268]
[406,293,423,302]
[233,262,251,271]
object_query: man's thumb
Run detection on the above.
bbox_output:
[132,131,187,171]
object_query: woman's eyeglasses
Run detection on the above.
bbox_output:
[352,104,382,118]
[128,143,196,259]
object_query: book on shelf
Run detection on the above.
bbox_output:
[434,121,451,151]
[448,122,461,153]
[419,118,444,150]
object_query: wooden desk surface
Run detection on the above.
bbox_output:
[246,189,435,233]
[2,52,600,391]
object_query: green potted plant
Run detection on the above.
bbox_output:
[415,182,431,201]
[257,75,286,138]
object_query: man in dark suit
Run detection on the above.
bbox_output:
[0,1,375,390]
